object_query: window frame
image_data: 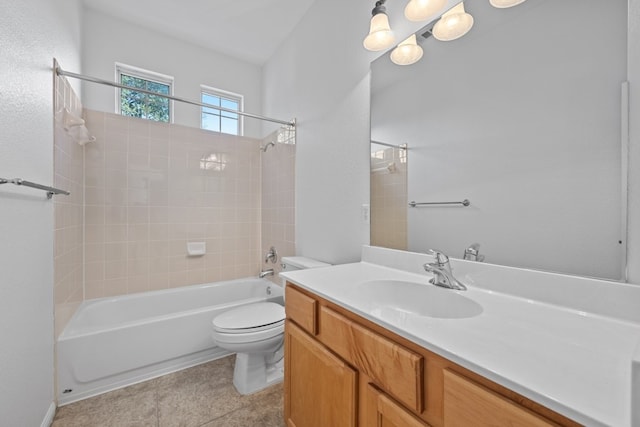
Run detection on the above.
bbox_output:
[115,62,174,123]
[200,84,244,136]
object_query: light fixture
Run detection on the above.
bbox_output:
[390,35,424,65]
[363,0,396,51]
[432,2,474,41]
[404,0,447,22]
[489,0,527,8]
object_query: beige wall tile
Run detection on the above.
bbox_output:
[59,108,288,306]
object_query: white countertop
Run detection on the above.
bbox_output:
[281,258,640,427]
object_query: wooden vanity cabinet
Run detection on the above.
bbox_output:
[284,320,357,427]
[367,384,430,427]
[284,284,580,427]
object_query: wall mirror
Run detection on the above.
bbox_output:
[370,0,628,280]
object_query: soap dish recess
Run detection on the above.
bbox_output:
[187,242,206,256]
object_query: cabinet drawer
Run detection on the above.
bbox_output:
[319,306,424,413]
[285,284,318,335]
[443,369,558,427]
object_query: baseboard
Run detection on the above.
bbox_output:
[40,402,56,427]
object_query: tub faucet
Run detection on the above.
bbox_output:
[423,249,466,291]
[259,269,274,278]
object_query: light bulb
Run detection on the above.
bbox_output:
[404,0,447,22]
[390,35,424,65]
[432,2,474,41]
[363,11,396,51]
[490,0,527,8]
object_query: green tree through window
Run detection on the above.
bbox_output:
[120,74,170,122]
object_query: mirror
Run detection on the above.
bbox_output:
[370,0,627,280]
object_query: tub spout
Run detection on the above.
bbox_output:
[259,269,274,278]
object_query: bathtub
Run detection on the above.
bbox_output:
[57,277,283,405]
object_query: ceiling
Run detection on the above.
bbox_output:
[82,0,317,65]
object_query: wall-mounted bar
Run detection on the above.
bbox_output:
[409,199,470,207]
[0,178,70,199]
[56,66,296,127]
[371,140,408,150]
[371,162,397,173]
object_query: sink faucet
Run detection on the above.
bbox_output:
[423,250,466,291]
[463,243,485,262]
[259,269,274,278]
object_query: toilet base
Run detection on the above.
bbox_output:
[232,352,284,395]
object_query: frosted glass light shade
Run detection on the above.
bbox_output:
[490,0,527,8]
[363,13,396,51]
[432,3,474,41]
[390,35,424,65]
[404,0,447,22]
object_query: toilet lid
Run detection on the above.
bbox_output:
[213,302,285,333]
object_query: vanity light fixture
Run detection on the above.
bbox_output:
[404,0,447,22]
[432,2,474,41]
[390,34,424,65]
[363,0,396,51]
[489,0,527,8]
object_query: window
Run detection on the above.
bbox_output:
[201,86,243,136]
[116,63,173,123]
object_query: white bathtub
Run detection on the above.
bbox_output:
[57,277,283,405]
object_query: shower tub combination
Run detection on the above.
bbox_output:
[57,277,283,405]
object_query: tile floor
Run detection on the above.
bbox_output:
[52,356,284,427]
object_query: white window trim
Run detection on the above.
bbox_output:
[200,84,244,136]
[115,62,175,123]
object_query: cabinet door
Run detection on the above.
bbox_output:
[285,320,357,427]
[443,370,558,427]
[367,384,430,427]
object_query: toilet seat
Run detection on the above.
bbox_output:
[212,302,285,344]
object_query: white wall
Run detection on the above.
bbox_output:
[0,0,82,425]
[371,0,626,280]
[628,0,640,283]
[261,0,446,264]
[81,8,264,139]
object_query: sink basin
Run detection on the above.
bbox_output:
[356,280,483,319]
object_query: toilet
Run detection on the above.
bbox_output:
[211,256,330,395]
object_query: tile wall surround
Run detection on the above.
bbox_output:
[53,104,297,331]
[370,146,407,250]
[82,110,262,299]
[53,75,85,336]
[260,129,296,283]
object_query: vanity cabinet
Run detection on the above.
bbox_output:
[443,370,557,427]
[284,320,357,427]
[284,283,581,427]
[367,384,430,427]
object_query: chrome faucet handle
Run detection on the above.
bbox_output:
[427,249,449,267]
[463,243,484,262]
[264,246,278,264]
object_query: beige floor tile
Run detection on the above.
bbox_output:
[201,403,284,427]
[53,379,157,427]
[158,380,245,427]
[52,356,284,427]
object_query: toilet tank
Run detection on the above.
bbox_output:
[280,257,330,291]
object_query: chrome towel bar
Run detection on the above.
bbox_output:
[409,199,470,207]
[0,178,70,199]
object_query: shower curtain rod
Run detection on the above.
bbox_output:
[55,67,296,127]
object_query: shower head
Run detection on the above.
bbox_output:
[260,141,276,152]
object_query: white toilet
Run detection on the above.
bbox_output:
[211,256,330,395]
